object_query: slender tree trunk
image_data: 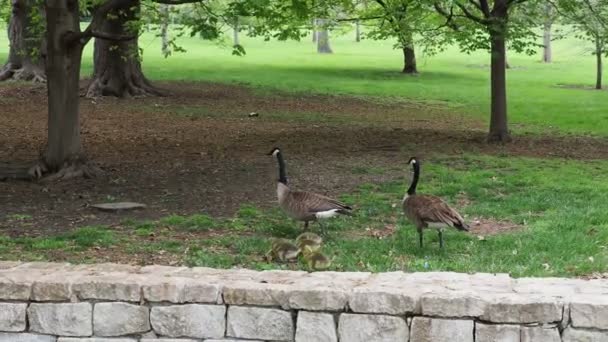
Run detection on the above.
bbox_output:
[43,0,84,172]
[312,18,317,43]
[316,18,333,54]
[402,46,417,74]
[86,0,162,97]
[160,4,169,57]
[233,17,239,46]
[0,0,46,82]
[542,2,553,63]
[355,20,361,42]
[596,37,603,90]
[487,30,511,143]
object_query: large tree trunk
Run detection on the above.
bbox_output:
[42,0,84,174]
[542,2,553,63]
[487,30,511,143]
[160,4,169,57]
[0,0,46,82]
[355,20,361,42]
[86,0,162,98]
[596,37,603,90]
[402,46,417,74]
[316,18,333,54]
[312,18,317,43]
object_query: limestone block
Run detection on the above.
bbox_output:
[410,317,473,342]
[570,295,608,330]
[521,326,561,342]
[0,333,56,342]
[338,313,408,342]
[0,303,27,332]
[295,311,337,342]
[227,306,294,341]
[28,303,92,336]
[150,304,225,339]
[93,302,150,336]
[481,294,563,323]
[349,287,417,315]
[420,291,487,318]
[562,327,608,342]
[475,323,520,342]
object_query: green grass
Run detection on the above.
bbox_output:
[2,155,607,277]
[1,25,606,136]
[1,24,607,277]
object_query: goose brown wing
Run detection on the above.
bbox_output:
[291,191,352,212]
[409,195,468,229]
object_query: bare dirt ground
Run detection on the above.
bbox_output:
[2,81,608,238]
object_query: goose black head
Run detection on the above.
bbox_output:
[267,147,281,156]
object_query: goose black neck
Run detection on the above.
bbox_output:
[407,161,419,195]
[276,151,288,184]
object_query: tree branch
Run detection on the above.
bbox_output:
[90,30,137,41]
[478,0,490,17]
[454,1,489,24]
[336,16,384,22]
[153,0,210,4]
[434,3,461,31]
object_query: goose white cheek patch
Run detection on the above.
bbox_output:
[315,209,340,219]
[272,150,280,156]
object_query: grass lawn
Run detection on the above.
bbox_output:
[0,26,607,278]
[1,25,606,136]
[2,155,607,278]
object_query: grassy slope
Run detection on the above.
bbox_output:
[1,26,606,135]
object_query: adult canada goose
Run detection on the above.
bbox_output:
[402,157,469,248]
[267,147,353,232]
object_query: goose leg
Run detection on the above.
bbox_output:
[418,228,423,248]
[438,230,444,249]
[317,221,327,236]
[303,221,309,231]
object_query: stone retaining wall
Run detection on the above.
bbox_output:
[1,261,607,341]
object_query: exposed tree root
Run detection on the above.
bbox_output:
[486,132,513,144]
[27,156,103,182]
[85,73,165,98]
[0,63,46,82]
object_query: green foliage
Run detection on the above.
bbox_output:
[358,0,450,55]
[558,0,608,56]
[65,226,116,248]
[433,0,543,55]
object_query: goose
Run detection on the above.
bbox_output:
[267,147,353,232]
[402,157,469,248]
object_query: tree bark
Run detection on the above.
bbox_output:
[233,17,239,46]
[596,37,603,90]
[43,0,85,172]
[86,0,162,98]
[316,18,333,54]
[160,4,169,56]
[402,45,418,74]
[0,0,46,82]
[488,29,511,143]
[542,2,552,63]
[355,20,361,42]
[312,18,317,43]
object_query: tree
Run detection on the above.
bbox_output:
[434,0,540,142]
[542,2,557,62]
[0,0,46,82]
[161,4,170,56]
[558,0,607,89]
[86,0,163,97]
[316,18,333,53]
[360,0,448,74]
